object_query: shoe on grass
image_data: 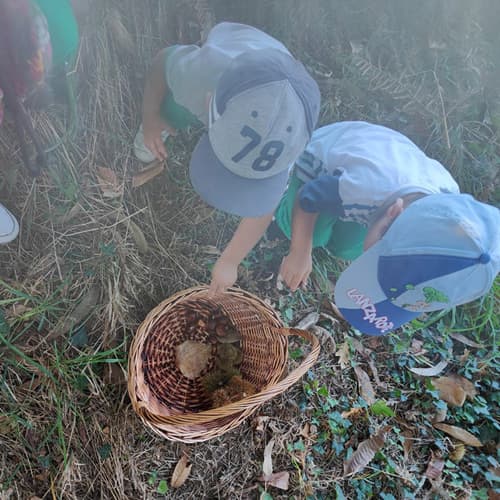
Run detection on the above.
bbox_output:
[133,124,169,163]
[0,203,19,244]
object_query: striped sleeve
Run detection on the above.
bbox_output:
[299,174,345,216]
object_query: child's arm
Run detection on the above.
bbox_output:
[209,213,274,295]
[142,48,176,160]
[279,193,319,291]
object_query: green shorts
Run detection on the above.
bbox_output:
[159,47,202,130]
[274,172,367,261]
[33,0,79,69]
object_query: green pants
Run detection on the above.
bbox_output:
[274,173,367,261]
[159,46,202,130]
[160,94,200,130]
[33,0,79,69]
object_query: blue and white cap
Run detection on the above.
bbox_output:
[335,194,500,335]
[190,48,320,217]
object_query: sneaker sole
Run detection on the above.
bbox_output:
[0,206,19,244]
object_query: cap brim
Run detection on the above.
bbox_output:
[190,134,289,217]
[334,241,420,335]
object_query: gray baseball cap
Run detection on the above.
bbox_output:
[190,48,320,217]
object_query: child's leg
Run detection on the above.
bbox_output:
[158,47,201,131]
[135,47,202,162]
[135,87,200,163]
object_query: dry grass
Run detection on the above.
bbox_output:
[0,0,499,499]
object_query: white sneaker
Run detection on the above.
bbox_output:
[133,124,169,163]
[0,203,19,244]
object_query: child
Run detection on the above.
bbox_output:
[0,0,79,240]
[0,0,79,122]
[0,0,52,238]
[273,121,499,334]
[275,121,460,290]
[334,193,499,335]
[134,22,320,294]
[32,0,79,73]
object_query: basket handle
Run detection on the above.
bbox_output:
[148,327,320,426]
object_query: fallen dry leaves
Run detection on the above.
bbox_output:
[353,365,376,405]
[402,430,414,461]
[259,438,290,491]
[259,471,289,491]
[409,359,448,376]
[295,312,320,330]
[335,341,350,370]
[131,161,165,188]
[341,407,365,420]
[351,339,385,388]
[96,166,124,198]
[46,285,100,342]
[344,426,390,475]
[129,220,149,253]
[431,375,477,407]
[433,423,483,447]
[311,325,336,351]
[424,451,445,480]
[448,332,485,349]
[171,454,192,488]
[262,439,275,477]
[253,416,270,432]
[432,404,448,424]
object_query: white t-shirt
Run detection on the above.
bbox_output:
[165,22,290,125]
[295,121,460,225]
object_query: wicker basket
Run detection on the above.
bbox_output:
[128,286,320,443]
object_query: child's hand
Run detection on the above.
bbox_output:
[209,258,238,295]
[143,113,176,161]
[278,249,312,292]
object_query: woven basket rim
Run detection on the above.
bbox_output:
[127,286,321,439]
